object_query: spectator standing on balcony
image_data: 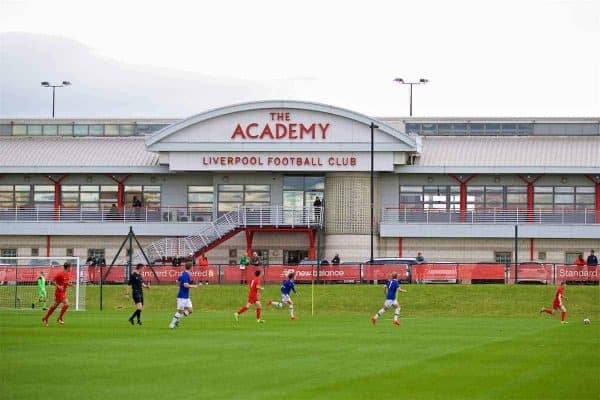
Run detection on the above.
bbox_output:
[313,196,322,223]
[198,253,208,267]
[132,196,142,221]
[331,254,341,265]
[586,250,598,266]
[416,252,425,263]
[251,251,261,266]
[107,203,118,221]
[574,254,585,266]
[239,253,250,285]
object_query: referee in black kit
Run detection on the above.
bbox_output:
[126,263,150,325]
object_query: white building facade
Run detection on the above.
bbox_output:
[1,101,599,265]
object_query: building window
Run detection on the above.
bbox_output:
[282,176,324,212]
[399,186,424,209]
[494,252,512,263]
[87,249,105,259]
[0,185,32,207]
[565,252,583,264]
[534,186,595,210]
[188,186,214,221]
[33,185,54,208]
[31,248,39,257]
[62,185,118,209]
[125,185,161,208]
[218,184,271,213]
[66,248,74,257]
[506,186,527,209]
[1,248,17,257]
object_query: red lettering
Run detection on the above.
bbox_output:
[275,124,287,139]
[350,157,356,166]
[245,123,259,138]
[300,124,316,139]
[260,124,274,139]
[231,124,246,139]
[318,123,330,139]
[288,123,297,139]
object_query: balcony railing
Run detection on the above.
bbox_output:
[0,205,323,226]
[381,207,599,224]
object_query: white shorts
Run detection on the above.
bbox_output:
[281,294,292,304]
[384,299,399,308]
[177,298,193,310]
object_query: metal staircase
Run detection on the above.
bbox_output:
[136,206,322,263]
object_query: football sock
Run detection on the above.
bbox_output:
[183,310,190,317]
[237,305,249,315]
[135,309,142,322]
[374,308,385,319]
[561,311,566,322]
[543,309,553,315]
[129,311,137,321]
[272,301,282,308]
[43,304,57,320]
[393,307,400,321]
[170,311,183,326]
[256,308,262,320]
[58,304,69,320]
[289,305,294,318]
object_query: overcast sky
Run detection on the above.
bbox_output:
[1,0,599,118]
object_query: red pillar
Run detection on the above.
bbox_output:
[308,229,316,260]
[108,174,131,215]
[46,175,68,220]
[586,175,600,223]
[518,175,542,223]
[245,230,254,257]
[449,174,476,222]
[398,237,403,257]
[46,235,51,257]
[530,238,534,261]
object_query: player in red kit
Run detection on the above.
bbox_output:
[234,269,265,323]
[42,262,72,326]
[540,281,568,324]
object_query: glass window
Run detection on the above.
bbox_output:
[219,192,243,202]
[59,125,74,135]
[501,124,517,134]
[485,186,503,208]
[89,125,104,135]
[517,124,533,135]
[80,192,100,202]
[452,124,468,135]
[283,176,303,190]
[187,186,214,221]
[119,125,135,136]
[189,186,213,192]
[485,124,501,135]
[245,192,270,202]
[0,124,11,136]
[506,186,527,209]
[421,124,436,135]
[42,125,58,135]
[494,252,512,263]
[34,185,54,204]
[189,193,213,203]
[400,186,424,208]
[0,185,14,207]
[13,125,27,135]
[27,125,42,135]
[219,184,244,192]
[469,124,484,134]
[437,124,452,134]
[73,125,88,136]
[405,123,420,134]
[467,186,484,209]
[104,125,119,136]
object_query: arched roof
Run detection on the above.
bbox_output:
[146,100,417,148]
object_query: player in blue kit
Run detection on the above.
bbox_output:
[267,272,297,320]
[169,262,201,329]
[371,272,406,326]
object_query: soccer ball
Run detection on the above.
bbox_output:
[583,318,591,325]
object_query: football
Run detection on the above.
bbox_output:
[583,318,591,325]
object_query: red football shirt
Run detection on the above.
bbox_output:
[554,286,564,303]
[249,277,261,297]
[54,271,70,293]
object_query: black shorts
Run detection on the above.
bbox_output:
[132,292,143,305]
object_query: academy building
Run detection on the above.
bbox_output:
[0,101,599,265]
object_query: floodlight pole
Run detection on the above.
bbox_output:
[393,78,429,116]
[370,122,378,264]
[41,81,71,118]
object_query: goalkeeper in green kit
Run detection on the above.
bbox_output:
[33,271,48,310]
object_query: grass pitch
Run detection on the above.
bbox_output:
[1,284,599,400]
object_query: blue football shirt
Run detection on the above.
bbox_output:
[280,279,296,295]
[177,271,191,299]
[385,279,400,300]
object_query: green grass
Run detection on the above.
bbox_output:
[1,284,599,400]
